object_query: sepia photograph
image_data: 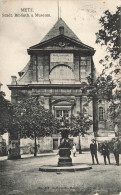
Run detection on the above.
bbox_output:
[0,0,121,194]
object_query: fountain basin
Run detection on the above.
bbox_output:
[39,163,92,172]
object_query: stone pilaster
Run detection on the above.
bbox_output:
[38,55,44,82]
[74,54,80,82]
[28,56,33,83]
[32,55,37,82]
[43,55,49,82]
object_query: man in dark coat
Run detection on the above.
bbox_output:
[113,138,120,166]
[90,139,100,165]
[101,141,111,165]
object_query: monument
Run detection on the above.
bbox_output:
[39,127,92,172]
[58,129,72,166]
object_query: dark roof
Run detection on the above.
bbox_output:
[28,17,95,55]
[41,17,81,43]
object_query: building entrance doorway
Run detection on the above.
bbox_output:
[53,139,58,150]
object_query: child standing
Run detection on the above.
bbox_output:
[72,144,76,157]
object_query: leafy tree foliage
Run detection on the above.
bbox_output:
[70,112,93,153]
[96,7,120,60]
[108,86,121,132]
[0,91,12,134]
[12,97,58,156]
[95,7,120,75]
[87,74,116,101]
[95,7,121,132]
[70,112,93,136]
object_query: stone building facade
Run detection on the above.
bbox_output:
[8,18,115,157]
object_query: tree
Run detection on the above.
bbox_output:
[12,97,58,156]
[96,7,120,61]
[87,74,116,101]
[0,91,12,135]
[70,112,93,154]
[95,7,121,132]
[107,85,121,136]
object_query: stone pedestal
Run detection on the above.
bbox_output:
[58,129,72,167]
[58,148,72,166]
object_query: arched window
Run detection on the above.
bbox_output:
[99,107,104,121]
[49,65,74,84]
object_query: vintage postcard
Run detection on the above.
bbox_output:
[0,0,121,195]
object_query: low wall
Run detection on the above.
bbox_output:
[38,137,53,152]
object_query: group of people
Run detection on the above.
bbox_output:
[90,138,120,166]
[72,138,120,166]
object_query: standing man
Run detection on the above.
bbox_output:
[101,141,111,165]
[8,141,12,156]
[90,139,100,165]
[113,138,120,166]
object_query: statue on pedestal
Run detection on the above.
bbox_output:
[58,129,72,167]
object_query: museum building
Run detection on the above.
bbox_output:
[8,18,115,156]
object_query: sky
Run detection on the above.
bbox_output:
[0,0,120,100]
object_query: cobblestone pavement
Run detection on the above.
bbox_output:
[0,151,121,195]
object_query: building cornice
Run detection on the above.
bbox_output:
[29,35,94,50]
[27,35,95,56]
[8,83,86,89]
[27,49,95,56]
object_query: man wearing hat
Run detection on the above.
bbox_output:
[101,141,111,165]
[90,139,100,165]
[113,138,120,166]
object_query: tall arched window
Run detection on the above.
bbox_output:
[49,65,75,84]
[99,107,104,121]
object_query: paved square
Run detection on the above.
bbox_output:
[0,152,121,195]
